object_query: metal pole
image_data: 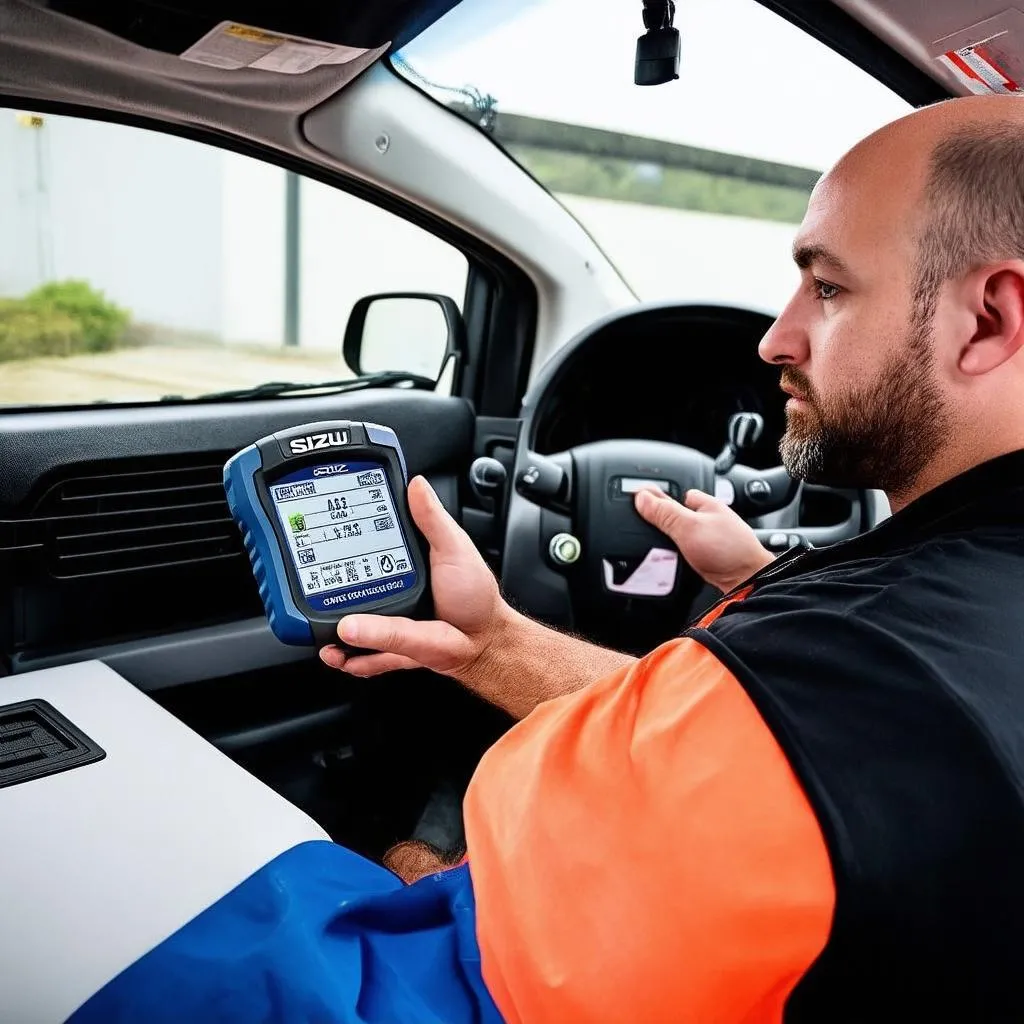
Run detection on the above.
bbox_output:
[284,171,301,347]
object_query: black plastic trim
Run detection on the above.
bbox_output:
[756,0,948,107]
[0,390,474,509]
[210,705,350,753]
[8,617,312,690]
[0,699,105,788]
[476,259,538,419]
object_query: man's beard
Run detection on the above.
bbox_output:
[778,318,949,493]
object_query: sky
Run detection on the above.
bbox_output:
[401,0,913,172]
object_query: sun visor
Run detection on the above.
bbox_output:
[36,0,462,59]
[930,10,1024,96]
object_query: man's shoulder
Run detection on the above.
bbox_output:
[728,525,1022,627]
[692,524,1024,700]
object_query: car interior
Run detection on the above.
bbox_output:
[0,0,1003,874]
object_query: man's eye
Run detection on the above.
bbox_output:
[814,279,841,301]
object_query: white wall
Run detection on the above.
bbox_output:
[0,117,50,297]
[1,111,470,350]
[220,154,286,346]
[216,163,472,352]
[19,116,224,333]
[296,179,469,352]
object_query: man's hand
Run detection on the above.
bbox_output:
[319,476,635,719]
[634,487,773,593]
[382,840,458,885]
[319,476,510,684]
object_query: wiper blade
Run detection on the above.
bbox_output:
[163,371,436,403]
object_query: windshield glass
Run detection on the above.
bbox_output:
[395,0,912,309]
[0,111,468,407]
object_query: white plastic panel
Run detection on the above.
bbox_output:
[300,63,637,377]
[0,661,329,1024]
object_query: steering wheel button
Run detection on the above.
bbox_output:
[549,533,582,566]
[745,478,771,502]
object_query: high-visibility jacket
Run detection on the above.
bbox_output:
[466,447,1024,1023]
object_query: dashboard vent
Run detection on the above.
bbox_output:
[26,454,243,579]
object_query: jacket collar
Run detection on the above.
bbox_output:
[754,447,1024,586]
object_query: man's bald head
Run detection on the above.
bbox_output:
[832,96,1024,318]
[761,96,1024,508]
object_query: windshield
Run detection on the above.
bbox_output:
[0,111,468,407]
[395,0,912,309]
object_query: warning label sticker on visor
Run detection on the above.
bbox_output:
[181,21,372,75]
[938,42,1022,94]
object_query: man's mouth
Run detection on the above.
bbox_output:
[780,378,812,404]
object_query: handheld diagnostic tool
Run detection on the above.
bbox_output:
[224,421,428,646]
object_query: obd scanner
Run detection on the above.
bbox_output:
[224,421,428,646]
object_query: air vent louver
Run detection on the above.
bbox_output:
[20,454,244,579]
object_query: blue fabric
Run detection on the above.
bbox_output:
[69,841,503,1024]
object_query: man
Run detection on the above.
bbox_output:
[320,94,1024,1022]
[75,96,1024,1023]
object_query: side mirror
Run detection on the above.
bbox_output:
[343,293,465,387]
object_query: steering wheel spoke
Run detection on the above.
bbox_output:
[721,463,799,517]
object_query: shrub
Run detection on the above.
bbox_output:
[0,280,130,362]
[25,279,130,352]
[0,300,83,362]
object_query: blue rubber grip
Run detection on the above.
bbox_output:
[224,445,314,646]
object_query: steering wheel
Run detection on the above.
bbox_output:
[499,436,873,654]
[484,303,889,653]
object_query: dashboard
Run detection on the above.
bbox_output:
[0,301,879,682]
[527,304,785,467]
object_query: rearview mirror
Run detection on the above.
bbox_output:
[343,293,465,386]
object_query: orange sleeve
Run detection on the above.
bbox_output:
[463,636,834,1024]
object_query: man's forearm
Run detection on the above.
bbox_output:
[463,606,636,720]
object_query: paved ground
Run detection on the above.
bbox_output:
[0,345,353,407]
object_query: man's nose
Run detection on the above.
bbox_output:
[758,304,809,366]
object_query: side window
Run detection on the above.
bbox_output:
[0,110,469,406]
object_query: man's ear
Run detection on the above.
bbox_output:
[958,262,1024,376]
